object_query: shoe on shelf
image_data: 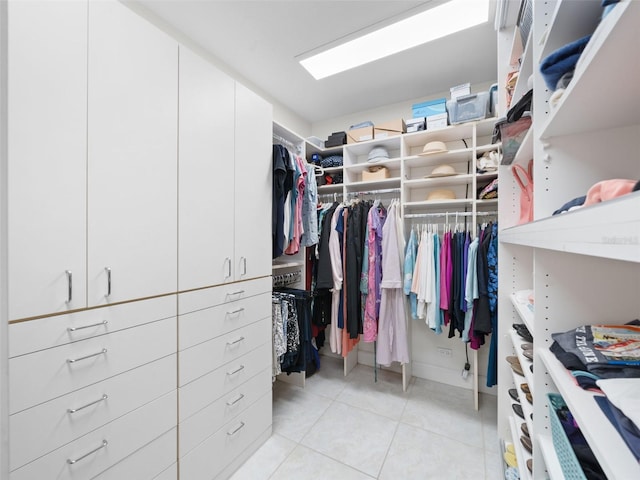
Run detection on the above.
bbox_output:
[507,356,524,376]
[504,444,518,468]
[508,388,520,402]
[526,392,533,404]
[523,349,533,360]
[521,422,529,437]
[512,403,524,419]
[520,342,533,350]
[520,383,530,394]
[513,323,533,342]
[527,458,533,473]
[520,435,533,453]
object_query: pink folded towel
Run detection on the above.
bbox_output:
[583,179,636,206]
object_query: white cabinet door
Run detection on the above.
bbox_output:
[234,83,272,281]
[178,47,235,291]
[7,0,88,320]
[87,0,178,306]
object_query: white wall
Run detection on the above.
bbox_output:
[121,1,312,137]
[311,80,495,141]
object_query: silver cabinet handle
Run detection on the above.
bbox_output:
[67,440,108,464]
[67,394,108,414]
[105,267,111,297]
[240,256,247,275]
[67,348,107,364]
[227,289,245,297]
[226,364,245,376]
[66,270,72,304]
[224,257,232,279]
[226,307,245,315]
[67,320,108,333]
[226,393,245,406]
[226,336,245,346]
[227,422,245,436]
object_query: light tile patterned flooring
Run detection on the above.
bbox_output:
[231,355,502,480]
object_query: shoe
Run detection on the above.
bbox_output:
[521,422,529,437]
[526,392,533,404]
[520,383,530,394]
[504,444,518,468]
[527,458,533,473]
[523,349,533,360]
[512,403,524,419]
[508,388,520,402]
[513,323,533,342]
[507,356,524,376]
[520,435,532,453]
[520,342,533,350]
[530,364,534,373]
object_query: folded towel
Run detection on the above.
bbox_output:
[540,35,591,90]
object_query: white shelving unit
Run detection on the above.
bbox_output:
[497,1,640,479]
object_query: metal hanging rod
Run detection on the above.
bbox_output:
[404,211,497,219]
[347,188,401,197]
[272,133,301,151]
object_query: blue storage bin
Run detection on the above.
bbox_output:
[446,92,490,124]
[412,98,447,118]
[547,393,588,480]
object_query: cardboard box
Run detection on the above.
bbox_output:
[347,126,374,144]
[362,167,389,182]
[374,119,406,139]
[406,117,426,133]
[427,113,448,130]
[412,98,446,118]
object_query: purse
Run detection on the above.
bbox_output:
[512,159,534,224]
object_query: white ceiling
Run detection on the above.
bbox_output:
[135,0,498,124]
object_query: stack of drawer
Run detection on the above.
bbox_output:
[178,277,272,480]
[8,296,178,480]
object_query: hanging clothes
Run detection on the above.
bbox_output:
[377,202,410,366]
[328,205,344,354]
[300,162,319,247]
[486,223,499,387]
[363,200,385,342]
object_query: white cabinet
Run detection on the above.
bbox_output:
[234,83,273,281]
[178,47,235,290]
[87,0,178,306]
[7,0,88,320]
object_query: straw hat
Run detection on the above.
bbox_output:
[426,164,457,178]
[426,189,457,201]
[419,140,448,156]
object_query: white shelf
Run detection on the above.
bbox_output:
[510,292,534,332]
[476,172,498,182]
[342,135,402,156]
[540,349,640,479]
[344,157,401,172]
[476,142,501,155]
[509,126,533,167]
[304,140,343,157]
[322,166,343,174]
[403,174,473,189]
[476,199,498,207]
[540,1,640,138]
[317,183,343,194]
[272,260,304,270]
[499,193,640,263]
[403,198,472,211]
[539,0,603,63]
[402,124,475,147]
[511,29,533,104]
[402,149,472,168]
[537,433,565,480]
[509,414,532,480]
[344,177,401,192]
[511,370,534,445]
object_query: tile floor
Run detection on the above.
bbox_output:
[231,355,502,480]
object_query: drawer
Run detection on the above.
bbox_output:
[179,317,269,387]
[178,277,271,315]
[179,392,272,480]
[10,316,176,414]
[10,390,177,480]
[179,342,270,422]
[179,292,270,350]
[10,295,176,358]
[153,463,178,480]
[179,366,271,456]
[10,354,176,470]
[93,427,177,480]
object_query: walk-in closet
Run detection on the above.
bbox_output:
[1,1,638,479]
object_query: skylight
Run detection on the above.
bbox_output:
[299,0,490,80]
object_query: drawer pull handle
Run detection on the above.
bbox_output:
[67,348,107,364]
[68,394,108,414]
[67,439,108,464]
[227,422,245,436]
[66,270,73,304]
[227,307,245,316]
[226,393,245,406]
[224,257,232,279]
[67,320,108,333]
[240,257,247,275]
[227,289,245,296]
[226,336,245,346]
[105,267,112,297]
[226,365,245,376]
